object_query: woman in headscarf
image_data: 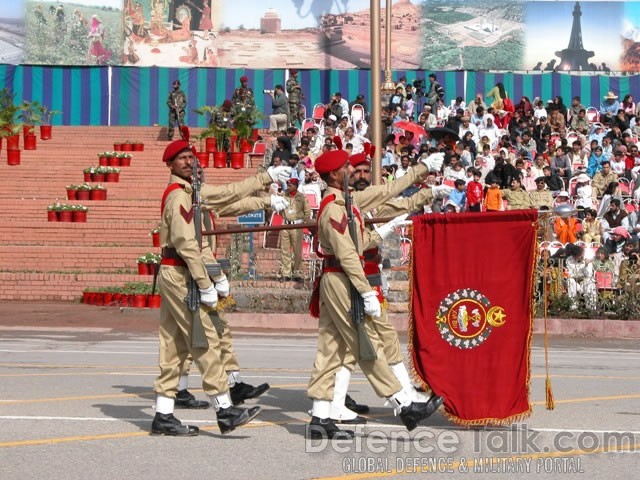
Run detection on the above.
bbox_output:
[87,15,112,65]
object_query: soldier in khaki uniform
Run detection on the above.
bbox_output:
[152,140,290,436]
[278,178,312,282]
[306,150,444,439]
[529,176,554,210]
[502,177,535,210]
[591,160,618,198]
[328,153,451,424]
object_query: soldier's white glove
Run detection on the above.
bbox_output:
[214,275,230,298]
[269,182,280,195]
[431,184,454,199]
[420,152,445,172]
[270,194,288,212]
[361,291,381,318]
[199,284,218,308]
[374,213,409,240]
[267,165,292,183]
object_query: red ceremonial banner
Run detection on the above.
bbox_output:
[410,210,538,426]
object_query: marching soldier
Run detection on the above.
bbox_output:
[306,150,444,439]
[278,178,312,282]
[166,80,187,141]
[152,140,290,435]
[328,151,451,424]
[232,75,256,114]
[286,69,304,127]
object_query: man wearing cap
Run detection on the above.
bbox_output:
[502,177,535,210]
[277,178,312,282]
[152,140,291,436]
[600,92,620,125]
[306,150,449,437]
[166,80,186,141]
[212,99,233,129]
[325,152,450,424]
[286,69,304,128]
[232,75,255,113]
[529,176,553,210]
[268,84,289,134]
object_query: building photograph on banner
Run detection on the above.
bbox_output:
[25,0,123,65]
[420,0,524,71]
[525,0,622,72]
[0,0,25,64]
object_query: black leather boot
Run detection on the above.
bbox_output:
[230,382,270,406]
[345,394,370,414]
[150,413,199,436]
[399,395,444,431]
[217,406,261,435]
[175,389,210,409]
[307,417,354,440]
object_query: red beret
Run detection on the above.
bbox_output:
[163,140,196,163]
[222,99,233,108]
[314,150,349,175]
[286,178,299,186]
[289,69,298,75]
[349,153,370,168]
[240,76,248,82]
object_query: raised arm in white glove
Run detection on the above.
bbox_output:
[270,194,288,212]
[199,284,218,308]
[374,213,409,240]
[431,184,454,199]
[267,165,292,183]
[361,291,381,318]
[420,152,445,172]
[214,275,229,297]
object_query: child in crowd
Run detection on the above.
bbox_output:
[483,177,503,212]
[466,168,484,212]
[448,179,467,211]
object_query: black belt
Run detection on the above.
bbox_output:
[162,247,182,260]
[322,257,381,285]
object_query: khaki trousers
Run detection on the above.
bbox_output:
[342,307,403,370]
[153,266,228,397]
[307,273,401,400]
[279,228,303,277]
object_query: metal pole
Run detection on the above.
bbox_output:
[370,0,382,185]
[384,0,393,88]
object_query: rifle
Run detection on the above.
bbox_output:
[184,156,209,348]
[343,174,377,361]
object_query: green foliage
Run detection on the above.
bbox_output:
[427,7,474,24]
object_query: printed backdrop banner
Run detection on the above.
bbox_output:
[410,211,538,425]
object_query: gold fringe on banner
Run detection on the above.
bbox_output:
[541,243,555,411]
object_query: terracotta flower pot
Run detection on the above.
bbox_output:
[205,137,217,153]
[152,231,160,248]
[196,152,210,168]
[23,135,37,151]
[40,125,52,140]
[47,210,58,222]
[72,211,87,223]
[92,173,105,182]
[120,157,131,167]
[58,211,72,222]
[230,152,244,169]
[66,189,77,200]
[213,152,227,168]
[105,173,119,183]
[76,190,90,201]
[147,294,162,308]
[137,263,149,275]
[6,150,20,165]
[6,135,20,151]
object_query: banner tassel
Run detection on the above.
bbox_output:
[543,263,555,410]
[545,377,555,410]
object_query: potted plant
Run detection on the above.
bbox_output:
[132,140,144,152]
[58,204,73,222]
[121,140,133,152]
[39,105,60,140]
[150,226,161,247]
[76,183,91,201]
[136,254,150,275]
[90,184,107,201]
[193,106,219,153]
[93,166,106,182]
[0,88,20,150]
[18,100,42,150]
[211,124,233,168]
[71,205,88,223]
[83,166,95,182]
[98,151,109,166]
[105,167,120,182]
[119,153,132,167]
[47,203,61,222]
[108,153,120,167]
[66,184,78,200]
[193,130,211,168]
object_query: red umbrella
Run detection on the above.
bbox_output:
[394,120,427,137]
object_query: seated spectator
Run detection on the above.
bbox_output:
[502,177,534,210]
[600,92,620,126]
[597,181,623,217]
[570,108,590,136]
[568,96,585,124]
[564,243,596,309]
[550,146,572,183]
[587,145,605,178]
[530,176,553,209]
[443,154,467,182]
[568,140,588,172]
[592,247,615,275]
[548,108,567,137]
[592,161,618,198]
[612,109,630,133]
[554,211,580,244]
[582,208,603,244]
[530,154,548,180]
[602,199,630,242]
[443,199,460,213]
[543,165,564,194]
[574,173,594,214]
[479,116,500,149]
[470,105,487,129]
[616,249,640,294]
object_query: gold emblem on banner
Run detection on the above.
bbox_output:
[436,289,506,350]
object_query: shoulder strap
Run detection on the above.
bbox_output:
[315,193,336,257]
[161,183,185,215]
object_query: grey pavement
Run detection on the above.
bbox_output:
[0,326,639,479]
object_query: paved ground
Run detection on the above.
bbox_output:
[0,305,639,479]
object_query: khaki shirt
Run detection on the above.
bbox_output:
[529,189,553,210]
[161,172,272,289]
[502,188,535,210]
[282,191,312,223]
[592,171,618,197]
